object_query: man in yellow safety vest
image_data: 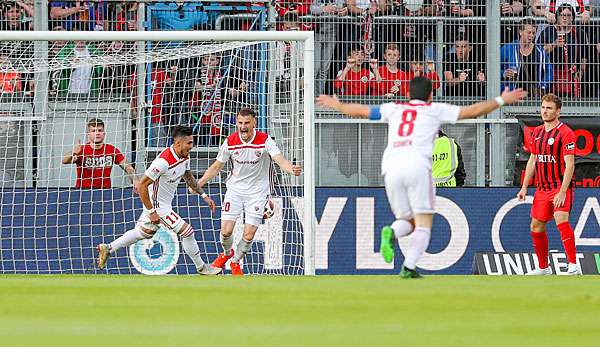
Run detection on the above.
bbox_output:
[432,130,465,187]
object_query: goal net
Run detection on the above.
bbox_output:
[0,31,315,275]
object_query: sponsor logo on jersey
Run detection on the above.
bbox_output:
[536,154,556,163]
[83,155,114,168]
[129,227,179,275]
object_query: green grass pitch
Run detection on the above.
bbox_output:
[1,275,598,347]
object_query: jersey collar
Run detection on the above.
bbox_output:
[239,130,256,145]
[408,99,429,106]
[169,145,181,160]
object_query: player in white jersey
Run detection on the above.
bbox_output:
[96,126,222,275]
[197,108,302,275]
[317,77,527,278]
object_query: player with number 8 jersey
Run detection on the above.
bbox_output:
[96,126,222,275]
[317,77,527,278]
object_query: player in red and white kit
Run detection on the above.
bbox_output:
[517,94,580,275]
[62,118,137,189]
[96,126,222,275]
[197,108,302,275]
[318,77,527,278]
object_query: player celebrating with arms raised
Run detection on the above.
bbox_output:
[97,126,222,275]
[318,77,527,278]
[517,94,580,275]
[198,108,302,275]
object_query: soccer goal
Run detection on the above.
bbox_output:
[0,30,315,275]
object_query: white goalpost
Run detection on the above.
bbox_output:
[0,30,315,275]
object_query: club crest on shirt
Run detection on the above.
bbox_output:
[566,143,575,150]
[360,76,369,84]
[548,138,555,145]
[233,151,240,156]
[394,80,401,86]
[255,150,262,158]
[255,206,260,212]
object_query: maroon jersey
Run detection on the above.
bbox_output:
[75,143,125,188]
[530,122,575,191]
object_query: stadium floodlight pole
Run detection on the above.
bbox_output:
[0,30,316,276]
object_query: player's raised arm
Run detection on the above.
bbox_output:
[197,160,225,188]
[458,87,527,120]
[183,170,216,213]
[62,139,83,164]
[272,154,302,176]
[316,94,370,119]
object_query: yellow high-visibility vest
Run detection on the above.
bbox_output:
[432,136,458,187]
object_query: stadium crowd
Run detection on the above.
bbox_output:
[1,0,600,146]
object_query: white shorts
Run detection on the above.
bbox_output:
[384,166,435,220]
[221,190,269,227]
[137,207,190,235]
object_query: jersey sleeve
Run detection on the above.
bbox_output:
[435,103,461,124]
[144,158,168,181]
[369,102,395,122]
[113,146,125,165]
[265,137,282,157]
[216,139,230,163]
[562,129,576,156]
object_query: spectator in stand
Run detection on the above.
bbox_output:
[531,0,590,24]
[443,0,481,47]
[346,0,387,56]
[0,55,21,94]
[311,0,348,95]
[54,38,105,95]
[334,46,373,96]
[49,1,110,31]
[113,1,138,31]
[276,0,312,30]
[539,3,589,97]
[370,43,407,98]
[129,64,170,148]
[443,35,486,98]
[501,18,552,96]
[501,1,525,44]
[275,12,305,102]
[403,51,440,96]
[0,1,33,30]
[62,118,137,189]
[151,1,208,31]
[189,54,225,146]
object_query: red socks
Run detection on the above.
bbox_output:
[531,232,549,269]
[557,222,577,264]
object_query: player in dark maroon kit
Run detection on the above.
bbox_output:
[62,118,137,189]
[517,93,580,275]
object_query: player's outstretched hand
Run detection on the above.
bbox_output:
[291,165,302,176]
[72,139,83,156]
[203,195,216,214]
[501,87,527,105]
[517,187,527,201]
[316,94,341,110]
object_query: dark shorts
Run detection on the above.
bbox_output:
[531,188,573,222]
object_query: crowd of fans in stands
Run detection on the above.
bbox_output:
[1,0,600,145]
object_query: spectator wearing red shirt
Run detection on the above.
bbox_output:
[62,118,137,189]
[334,47,373,96]
[404,53,441,96]
[370,43,407,98]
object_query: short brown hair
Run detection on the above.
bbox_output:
[238,108,256,118]
[385,43,399,52]
[519,18,536,32]
[87,118,104,129]
[542,93,562,109]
